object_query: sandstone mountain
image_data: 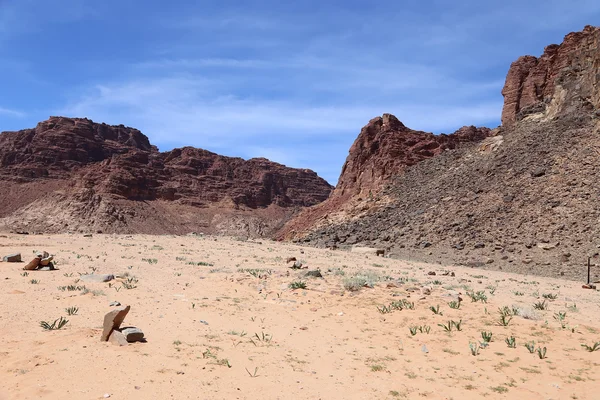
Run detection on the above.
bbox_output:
[0,117,333,235]
[281,25,600,280]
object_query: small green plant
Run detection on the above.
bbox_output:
[389,299,415,311]
[525,341,536,353]
[21,272,29,277]
[498,306,518,317]
[505,336,516,348]
[40,317,69,331]
[377,304,393,314]
[65,307,79,316]
[554,311,567,328]
[533,300,548,310]
[536,346,547,359]
[342,270,380,291]
[448,300,461,309]
[438,321,453,332]
[432,280,442,285]
[452,320,463,331]
[514,291,524,296]
[429,305,443,315]
[542,293,558,300]
[581,342,600,352]
[469,342,480,356]
[245,367,259,377]
[142,258,158,264]
[409,326,419,336]
[29,279,39,284]
[121,276,139,290]
[466,290,487,303]
[187,261,214,267]
[486,285,497,295]
[249,332,273,346]
[421,325,431,334]
[289,281,307,290]
[481,331,493,343]
[499,315,512,326]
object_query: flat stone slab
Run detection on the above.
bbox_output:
[23,258,40,270]
[120,327,144,342]
[3,253,21,262]
[101,305,130,341]
[80,274,114,283]
[108,330,129,346]
[38,265,57,271]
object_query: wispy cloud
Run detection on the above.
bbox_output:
[60,72,501,184]
[0,106,25,118]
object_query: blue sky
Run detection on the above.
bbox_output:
[1,1,599,184]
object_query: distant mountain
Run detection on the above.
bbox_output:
[0,116,333,236]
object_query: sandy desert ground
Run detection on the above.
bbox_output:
[1,233,600,400]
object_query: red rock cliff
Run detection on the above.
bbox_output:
[334,114,491,197]
[0,117,333,234]
[501,25,600,126]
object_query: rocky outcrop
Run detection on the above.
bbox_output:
[277,115,491,239]
[286,25,600,280]
[0,117,333,235]
[501,25,600,126]
[335,114,491,197]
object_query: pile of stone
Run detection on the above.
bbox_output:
[23,251,55,270]
[101,305,145,346]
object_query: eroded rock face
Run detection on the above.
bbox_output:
[288,25,600,280]
[334,114,491,197]
[501,25,600,126]
[277,115,491,240]
[0,117,333,235]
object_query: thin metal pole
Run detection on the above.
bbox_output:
[588,257,591,285]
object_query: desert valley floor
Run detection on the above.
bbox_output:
[1,233,600,399]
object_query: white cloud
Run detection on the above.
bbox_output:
[0,106,25,117]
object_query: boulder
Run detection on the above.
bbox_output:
[100,305,130,341]
[108,330,129,346]
[120,327,145,343]
[3,253,21,262]
[304,270,323,278]
[39,256,53,266]
[23,258,40,270]
[80,274,114,283]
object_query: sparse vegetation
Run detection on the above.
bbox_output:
[429,305,443,315]
[505,336,516,348]
[466,290,487,303]
[533,300,549,310]
[469,342,480,356]
[289,281,307,290]
[536,347,547,359]
[342,270,381,291]
[525,341,536,353]
[448,300,461,309]
[581,342,600,352]
[481,331,493,343]
[65,307,79,316]
[40,317,68,331]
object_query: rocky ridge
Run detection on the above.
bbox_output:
[0,117,333,235]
